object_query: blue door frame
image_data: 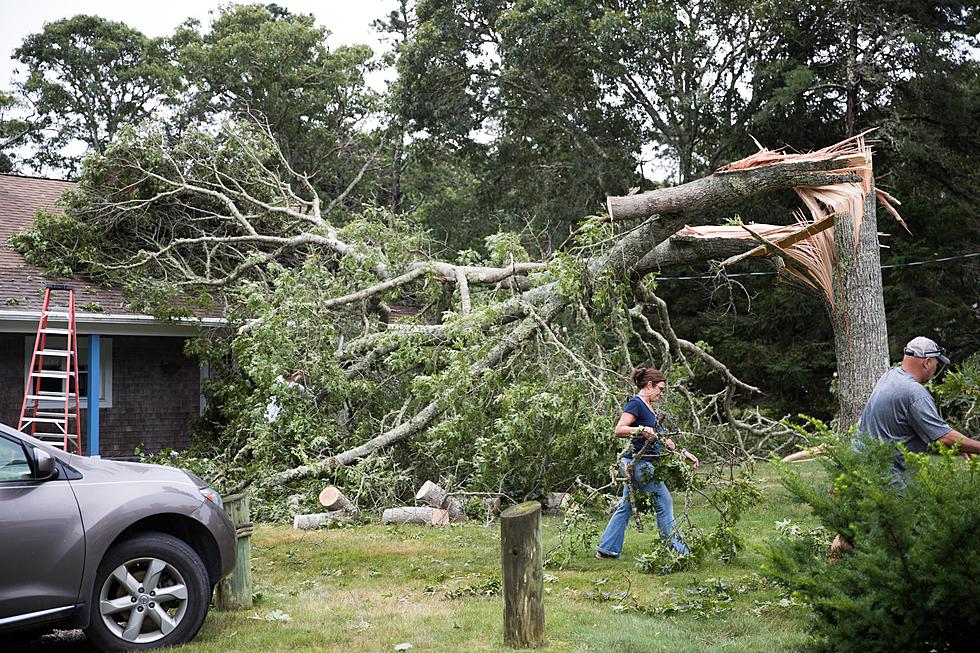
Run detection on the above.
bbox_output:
[86,334,100,457]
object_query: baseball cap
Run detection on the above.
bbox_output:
[903,336,950,365]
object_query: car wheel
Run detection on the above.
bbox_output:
[84,532,211,651]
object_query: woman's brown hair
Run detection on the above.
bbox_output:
[630,366,666,389]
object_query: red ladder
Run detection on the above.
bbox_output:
[18,284,83,453]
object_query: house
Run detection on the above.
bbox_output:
[0,173,221,457]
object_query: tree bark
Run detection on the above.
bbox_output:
[831,176,889,428]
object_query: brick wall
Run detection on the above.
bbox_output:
[0,333,199,456]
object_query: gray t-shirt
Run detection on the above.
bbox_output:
[855,367,951,472]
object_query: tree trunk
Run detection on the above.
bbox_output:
[831,176,889,428]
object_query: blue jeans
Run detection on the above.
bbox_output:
[596,458,689,557]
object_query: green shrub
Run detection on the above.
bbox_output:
[764,421,980,652]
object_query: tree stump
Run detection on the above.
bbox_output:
[217,492,253,610]
[500,501,544,648]
[382,506,449,526]
[318,485,356,512]
[415,480,448,508]
[293,511,348,530]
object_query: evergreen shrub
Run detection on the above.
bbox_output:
[764,421,980,652]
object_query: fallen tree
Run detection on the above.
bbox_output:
[14,120,900,508]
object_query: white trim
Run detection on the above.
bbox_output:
[23,336,113,409]
[0,311,226,337]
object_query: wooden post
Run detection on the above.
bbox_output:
[217,492,253,610]
[500,501,544,648]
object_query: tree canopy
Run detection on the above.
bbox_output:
[4,1,978,489]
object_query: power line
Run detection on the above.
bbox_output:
[655,251,980,282]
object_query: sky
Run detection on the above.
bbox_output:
[0,0,400,90]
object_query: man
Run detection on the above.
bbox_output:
[856,336,980,483]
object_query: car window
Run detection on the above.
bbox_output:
[0,437,33,481]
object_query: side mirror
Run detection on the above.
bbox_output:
[33,449,57,480]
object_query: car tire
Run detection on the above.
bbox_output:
[84,532,211,652]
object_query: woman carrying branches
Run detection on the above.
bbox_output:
[595,367,700,559]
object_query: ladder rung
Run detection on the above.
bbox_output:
[21,417,69,424]
[31,371,74,378]
[26,393,75,401]
[39,328,72,335]
[33,411,77,418]
[37,350,71,357]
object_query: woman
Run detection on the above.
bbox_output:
[595,366,699,559]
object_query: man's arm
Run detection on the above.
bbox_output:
[936,430,980,454]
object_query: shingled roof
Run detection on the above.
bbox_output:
[0,174,222,334]
[0,174,137,314]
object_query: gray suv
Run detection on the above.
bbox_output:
[0,422,236,651]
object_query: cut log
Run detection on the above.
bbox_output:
[415,480,447,508]
[482,496,502,515]
[382,506,449,526]
[544,492,571,513]
[431,508,450,527]
[293,511,347,530]
[318,485,356,512]
[445,497,466,523]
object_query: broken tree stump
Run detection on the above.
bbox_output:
[293,511,348,530]
[382,506,449,526]
[318,485,356,512]
[500,501,544,648]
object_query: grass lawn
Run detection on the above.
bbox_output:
[179,461,824,653]
[14,461,826,653]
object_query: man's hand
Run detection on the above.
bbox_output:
[681,449,700,468]
[664,437,677,451]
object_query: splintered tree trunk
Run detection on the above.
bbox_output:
[500,502,544,648]
[831,178,889,428]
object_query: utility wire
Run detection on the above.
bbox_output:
[655,252,980,282]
